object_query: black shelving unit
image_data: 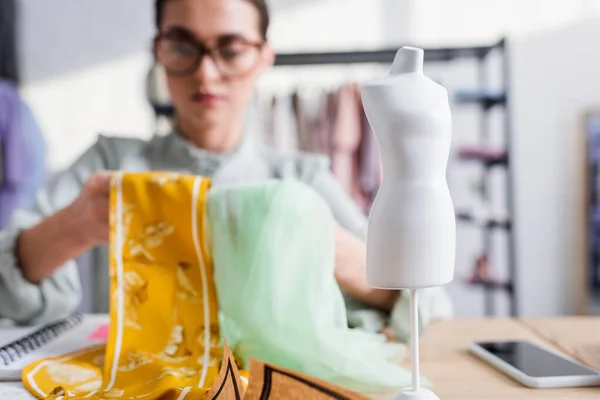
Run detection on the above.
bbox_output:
[453,39,518,317]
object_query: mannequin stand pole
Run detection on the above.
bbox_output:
[410,288,420,391]
[393,288,440,400]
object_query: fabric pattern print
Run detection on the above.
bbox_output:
[74,380,102,393]
[127,221,175,261]
[176,262,200,302]
[161,325,192,359]
[92,354,105,368]
[121,270,148,330]
[109,202,135,240]
[150,172,181,185]
[99,388,124,399]
[117,352,152,372]
[44,362,98,386]
[145,366,199,386]
[119,203,136,242]
[196,324,222,368]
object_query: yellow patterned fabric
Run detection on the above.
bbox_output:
[22,172,248,399]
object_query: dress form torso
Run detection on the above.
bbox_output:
[361,47,456,289]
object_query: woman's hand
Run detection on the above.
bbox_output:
[333,223,400,312]
[68,172,112,246]
[18,172,112,283]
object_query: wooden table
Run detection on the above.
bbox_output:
[366,317,600,399]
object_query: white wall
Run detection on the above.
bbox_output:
[510,19,600,315]
[410,0,596,46]
[20,54,154,170]
[269,0,386,51]
[257,0,392,94]
[18,0,156,171]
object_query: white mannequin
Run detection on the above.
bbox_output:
[360,47,456,400]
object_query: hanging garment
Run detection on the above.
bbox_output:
[292,89,313,152]
[209,179,420,393]
[330,84,368,209]
[262,96,277,148]
[0,80,29,228]
[23,172,248,399]
[266,95,298,153]
[292,88,325,154]
[312,90,336,155]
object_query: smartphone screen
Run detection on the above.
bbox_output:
[476,341,599,378]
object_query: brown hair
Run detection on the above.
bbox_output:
[155,0,270,41]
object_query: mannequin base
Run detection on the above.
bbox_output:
[391,388,440,400]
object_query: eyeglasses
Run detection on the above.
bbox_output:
[154,31,264,78]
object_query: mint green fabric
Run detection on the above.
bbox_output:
[208,180,427,393]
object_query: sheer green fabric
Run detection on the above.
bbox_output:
[208,180,426,393]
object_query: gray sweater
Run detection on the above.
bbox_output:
[0,132,452,337]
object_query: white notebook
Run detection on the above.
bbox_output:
[0,383,36,399]
[0,314,108,381]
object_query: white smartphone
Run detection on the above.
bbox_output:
[469,340,600,388]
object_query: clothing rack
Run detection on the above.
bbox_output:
[449,39,517,318]
[271,38,519,318]
[274,44,496,66]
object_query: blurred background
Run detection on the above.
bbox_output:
[4,0,600,318]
